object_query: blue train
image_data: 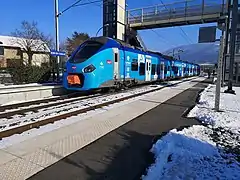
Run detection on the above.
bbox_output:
[63,36,200,91]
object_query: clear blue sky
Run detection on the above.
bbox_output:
[0,0,222,52]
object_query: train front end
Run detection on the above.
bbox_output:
[63,37,117,91]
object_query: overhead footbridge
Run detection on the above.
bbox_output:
[127,0,226,30]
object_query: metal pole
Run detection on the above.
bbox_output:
[225,0,237,94]
[215,36,224,111]
[222,0,225,13]
[55,0,60,82]
[202,0,205,17]
[222,0,231,86]
[221,20,225,87]
[235,62,239,83]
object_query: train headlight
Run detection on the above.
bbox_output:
[84,64,96,73]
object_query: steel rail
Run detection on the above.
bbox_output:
[0,93,103,119]
[0,91,99,112]
[0,77,197,139]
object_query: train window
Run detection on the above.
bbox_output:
[114,53,118,62]
[131,61,138,71]
[139,63,145,75]
[0,46,4,55]
[157,64,160,74]
[151,64,156,75]
[172,66,178,74]
[165,66,170,72]
[160,64,164,71]
[70,41,103,63]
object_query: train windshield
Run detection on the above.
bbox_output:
[70,41,103,63]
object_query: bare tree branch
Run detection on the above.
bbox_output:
[11,21,53,65]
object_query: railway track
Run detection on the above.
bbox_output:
[0,80,171,119]
[0,83,160,119]
[0,93,103,119]
[0,91,99,112]
[0,77,197,139]
[0,80,167,114]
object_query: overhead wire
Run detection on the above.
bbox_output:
[158,0,194,44]
[60,0,177,49]
[178,27,194,44]
[74,0,102,7]
[117,0,177,48]
[58,0,83,16]
[58,0,103,16]
[150,29,177,48]
[114,1,178,48]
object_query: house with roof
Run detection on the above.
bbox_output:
[0,35,50,68]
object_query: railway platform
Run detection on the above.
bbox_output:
[0,77,212,180]
[0,83,66,105]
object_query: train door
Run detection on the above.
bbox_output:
[113,48,120,80]
[160,62,165,79]
[145,58,151,81]
[181,64,184,77]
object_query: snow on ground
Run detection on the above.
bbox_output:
[143,84,240,180]
[213,77,217,82]
[189,84,240,134]
[0,82,61,89]
[0,78,195,149]
[0,84,166,132]
[0,77,194,132]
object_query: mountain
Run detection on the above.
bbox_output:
[163,42,220,65]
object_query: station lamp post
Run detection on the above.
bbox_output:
[54,0,93,82]
[224,0,238,94]
[54,0,60,82]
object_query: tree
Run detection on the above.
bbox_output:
[11,21,53,65]
[59,41,67,52]
[66,32,90,56]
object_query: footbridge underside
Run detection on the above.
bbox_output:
[127,0,226,30]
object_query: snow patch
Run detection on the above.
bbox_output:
[143,126,240,180]
[188,84,240,133]
[143,84,240,180]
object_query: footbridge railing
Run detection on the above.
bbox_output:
[127,0,226,29]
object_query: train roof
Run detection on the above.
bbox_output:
[89,36,199,66]
[148,51,200,66]
[88,36,133,48]
[86,36,110,44]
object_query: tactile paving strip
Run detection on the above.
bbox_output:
[0,156,43,180]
